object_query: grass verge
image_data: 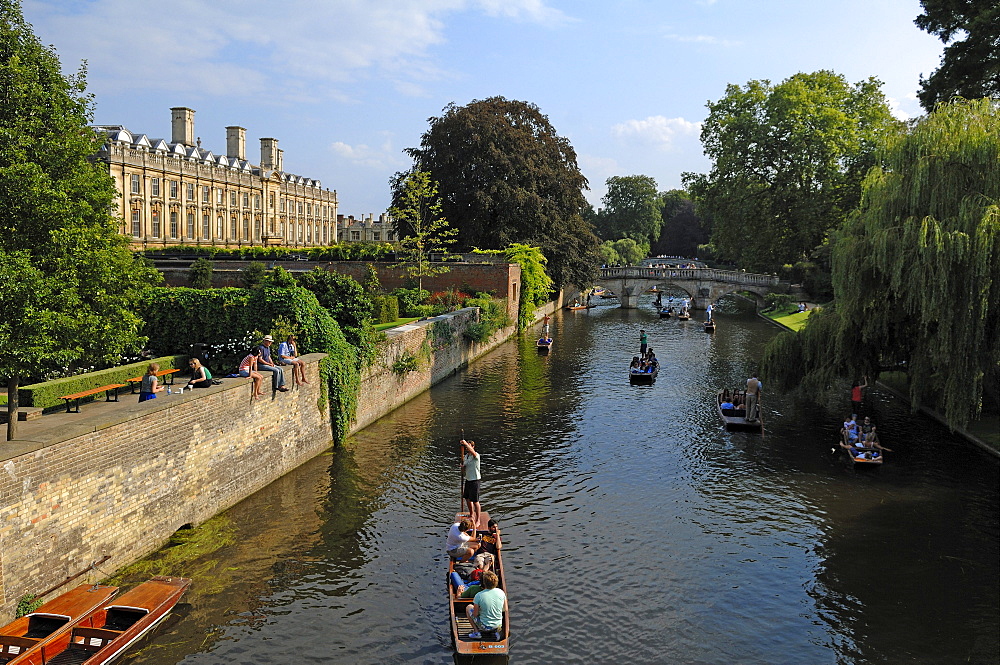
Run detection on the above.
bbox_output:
[373,317,421,332]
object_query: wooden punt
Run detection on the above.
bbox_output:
[677,312,691,321]
[0,585,118,665]
[845,445,884,465]
[658,308,673,319]
[25,576,191,665]
[704,320,716,333]
[536,338,553,354]
[629,366,659,384]
[448,512,509,657]
[716,391,761,432]
[565,304,592,311]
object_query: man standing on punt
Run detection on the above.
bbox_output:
[460,439,483,529]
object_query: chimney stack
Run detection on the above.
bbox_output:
[170,107,195,146]
[260,137,278,171]
[226,126,246,161]
[277,148,284,172]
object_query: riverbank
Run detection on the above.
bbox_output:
[759,304,999,457]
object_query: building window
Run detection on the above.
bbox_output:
[186,212,195,239]
[131,209,141,237]
[151,178,160,197]
[230,215,237,240]
[151,209,161,237]
[242,215,250,240]
[130,174,140,194]
[243,193,249,208]
[202,186,210,203]
[217,189,224,204]
[306,203,311,216]
[297,202,303,215]
[203,213,210,239]
[230,191,237,206]
[254,194,260,209]
[280,198,286,212]
[373,231,380,241]
[186,183,195,200]
[269,193,275,209]
[217,215,224,239]
[169,180,178,199]
[169,210,178,239]
[351,230,360,241]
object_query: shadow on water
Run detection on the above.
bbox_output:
[121,300,998,665]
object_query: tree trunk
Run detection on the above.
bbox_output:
[6,374,19,441]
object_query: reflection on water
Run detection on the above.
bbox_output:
[124,299,999,664]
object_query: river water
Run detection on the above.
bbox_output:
[123,299,999,665]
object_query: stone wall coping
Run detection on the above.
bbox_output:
[0,353,327,463]
[382,308,477,338]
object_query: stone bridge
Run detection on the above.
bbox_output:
[595,267,781,309]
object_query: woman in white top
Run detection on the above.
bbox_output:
[277,334,308,385]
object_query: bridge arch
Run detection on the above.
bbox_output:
[594,267,780,309]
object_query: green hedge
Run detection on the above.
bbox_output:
[371,295,399,324]
[18,355,187,411]
[138,286,359,442]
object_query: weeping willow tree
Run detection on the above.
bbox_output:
[763,98,999,428]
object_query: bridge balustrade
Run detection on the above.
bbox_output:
[598,267,777,286]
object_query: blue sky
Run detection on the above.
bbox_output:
[23,0,944,217]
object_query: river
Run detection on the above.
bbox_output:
[122,298,999,665]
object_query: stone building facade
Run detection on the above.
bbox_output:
[336,213,396,243]
[94,107,338,248]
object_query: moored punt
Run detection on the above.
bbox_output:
[22,576,190,665]
[0,585,118,664]
[448,512,509,657]
[716,391,760,432]
[704,320,716,332]
[565,304,592,311]
[629,366,658,384]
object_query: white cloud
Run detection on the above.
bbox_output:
[330,133,407,170]
[886,92,923,121]
[611,116,701,151]
[25,0,566,103]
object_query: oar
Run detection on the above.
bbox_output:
[459,428,466,516]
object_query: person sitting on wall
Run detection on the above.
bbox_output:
[238,348,266,399]
[257,335,289,393]
[138,362,166,402]
[186,358,213,389]
[278,334,308,385]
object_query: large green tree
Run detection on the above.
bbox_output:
[651,189,709,259]
[595,175,661,243]
[684,71,901,272]
[396,96,602,288]
[915,0,1000,111]
[762,98,999,429]
[0,0,158,440]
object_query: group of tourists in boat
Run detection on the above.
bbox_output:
[629,338,660,383]
[837,414,892,464]
[716,375,763,432]
[444,438,509,654]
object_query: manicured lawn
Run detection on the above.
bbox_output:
[373,317,421,332]
[763,304,813,332]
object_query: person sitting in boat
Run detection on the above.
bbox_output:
[466,571,506,640]
[859,416,875,441]
[720,391,736,410]
[842,417,860,445]
[646,353,659,370]
[630,356,641,370]
[446,518,481,562]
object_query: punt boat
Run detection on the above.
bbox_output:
[536,338,553,354]
[629,365,659,384]
[448,512,509,657]
[704,320,716,332]
[0,585,118,664]
[21,576,191,665]
[716,391,761,432]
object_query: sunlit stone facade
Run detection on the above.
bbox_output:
[336,213,396,243]
[94,107,338,248]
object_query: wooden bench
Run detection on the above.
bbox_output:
[126,368,180,394]
[58,384,127,413]
[70,626,123,650]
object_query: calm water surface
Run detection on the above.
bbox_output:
[124,300,999,665]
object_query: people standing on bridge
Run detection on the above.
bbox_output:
[639,330,648,356]
[745,374,762,422]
